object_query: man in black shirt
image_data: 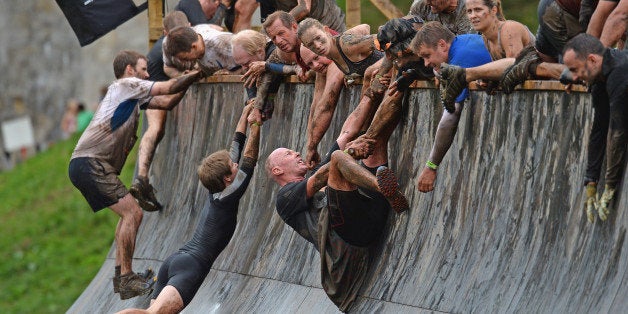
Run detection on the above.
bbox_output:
[118,104,260,314]
[266,113,409,311]
[563,33,628,222]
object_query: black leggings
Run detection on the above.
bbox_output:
[151,252,210,307]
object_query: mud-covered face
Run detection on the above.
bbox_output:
[300,27,331,56]
[466,0,495,32]
[299,46,332,73]
[233,44,265,70]
[266,20,299,53]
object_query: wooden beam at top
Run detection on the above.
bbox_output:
[368,0,404,20]
[346,0,361,29]
[148,0,164,48]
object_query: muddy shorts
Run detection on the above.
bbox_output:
[68,157,128,212]
[536,0,582,60]
[151,252,209,307]
[325,186,389,248]
[318,205,371,312]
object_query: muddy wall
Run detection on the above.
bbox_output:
[69,80,628,313]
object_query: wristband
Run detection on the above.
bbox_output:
[265,62,285,74]
[426,160,438,170]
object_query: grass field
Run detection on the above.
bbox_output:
[343,0,538,32]
[0,132,137,313]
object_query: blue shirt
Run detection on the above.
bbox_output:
[448,34,492,103]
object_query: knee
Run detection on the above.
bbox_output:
[125,206,143,227]
[330,150,346,164]
[235,0,257,15]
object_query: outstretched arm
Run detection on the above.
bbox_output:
[305,163,330,197]
[146,92,186,110]
[417,105,462,192]
[305,65,344,168]
[150,70,203,96]
[362,91,403,139]
[242,122,261,164]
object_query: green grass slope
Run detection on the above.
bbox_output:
[0,132,137,313]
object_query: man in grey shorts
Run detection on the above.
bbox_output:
[68,50,202,299]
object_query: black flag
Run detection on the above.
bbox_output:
[56,0,148,47]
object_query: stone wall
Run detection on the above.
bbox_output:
[0,1,147,166]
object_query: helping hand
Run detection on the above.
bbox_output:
[247,108,263,126]
[305,149,321,170]
[417,167,437,192]
[345,137,376,159]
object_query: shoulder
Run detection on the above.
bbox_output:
[501,20,529,35]
[345,24,370,36]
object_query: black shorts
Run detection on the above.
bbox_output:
[325,187,389,247]
[68,157,127,212]
[151,252,210,307]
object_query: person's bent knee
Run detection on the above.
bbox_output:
[235,0,258,15]
[330,150,348,164]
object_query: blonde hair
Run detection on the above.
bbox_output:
[232,30,268,55]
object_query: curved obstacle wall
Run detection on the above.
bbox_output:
[69,78,627,313]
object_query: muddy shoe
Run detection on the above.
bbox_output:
[118,271,155,300]
[130,176,163,212]
[376,166,410,213]
[439,63,467,113]
[500,45,539,94]
[113,266,155,293]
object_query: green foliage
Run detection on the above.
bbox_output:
[336,0,539,32]
[0,131,138,313]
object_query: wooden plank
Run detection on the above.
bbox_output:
[148,0,164,48]
[346,0,361,29]
[368,0,404,19]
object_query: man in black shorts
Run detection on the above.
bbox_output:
[118,104,260,314]
[266,111,409,311]
[68,50,203,300]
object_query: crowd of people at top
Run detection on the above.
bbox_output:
[66,0,628,312]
